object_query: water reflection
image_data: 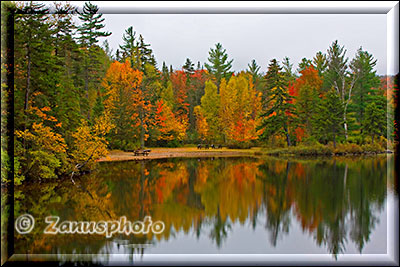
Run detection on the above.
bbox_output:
[13,155,392,262]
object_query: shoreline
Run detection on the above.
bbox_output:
[97,148,259,162]
[97,147,393,162]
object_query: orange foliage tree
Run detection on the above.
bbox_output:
[153,99,187,143]
[102,60,144,149]
[290,66,322,142]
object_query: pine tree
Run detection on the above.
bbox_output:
[136,34,156,72]
[282,57,296,83]
[247,59,263,93]
[183,58,195,75]
[119,26,136,65]
[102,39,114,61]
[258,59,295,146]
[248,59,261,80]
[313,89,344,148]
[77,1,111,120]
[349,47,380,131]
[77,2,111,48]
[313,51,328,78]
[14,1,50,116]
[297,58,312,73]
[204,43,233,86]
[363,99,386,144]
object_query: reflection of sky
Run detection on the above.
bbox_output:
[104,198,387,257]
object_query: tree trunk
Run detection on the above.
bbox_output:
[284,126,291,147]
[23,44,32,154]
[333,132,336,149]
[343,111,348,141]
[24,45,31,112]
[140,105,144,149]
[84,54,90,120]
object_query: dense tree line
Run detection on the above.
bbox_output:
[1,1,396,184]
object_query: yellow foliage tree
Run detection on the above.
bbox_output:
[194,105,209,142]
[219,73,263,147]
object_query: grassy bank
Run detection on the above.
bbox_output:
[263,142,393,156]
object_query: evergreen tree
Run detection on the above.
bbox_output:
[313,89,344,147]
[297,57,312,73]
[77,2,111,47]
[248,59,261,79]
[349,47,380,131]
[313,51,328,78]
[161,61,170,86]
[136,34,157,72]
[183,58,195,75]
[258,59,295,146]
[102,39,114,61]
[282,57,296,83]
[77,1,111,120]
[363,100,386,144]
[49,2,83,140]
[119,26,136,64]
[204,43,233,86]
[247,59,263,92]
[14,1,50,116]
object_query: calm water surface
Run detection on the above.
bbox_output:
[13,155,395,262]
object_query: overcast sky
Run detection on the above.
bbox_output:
[71,3,388,75]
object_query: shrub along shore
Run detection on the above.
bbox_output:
[263,142,393,157]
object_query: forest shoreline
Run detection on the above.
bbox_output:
[97,146,394,162]
[97,147,259,162]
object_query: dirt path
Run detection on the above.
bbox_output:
[97,147,260,162]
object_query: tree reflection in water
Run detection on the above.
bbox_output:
[12,155,391,263]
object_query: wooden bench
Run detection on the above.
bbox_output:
[134,149,151,156]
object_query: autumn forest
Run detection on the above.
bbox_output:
[1,1,397,186]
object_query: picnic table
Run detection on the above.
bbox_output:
[134,149,151,156]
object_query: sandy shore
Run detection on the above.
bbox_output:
[97,147,260,162]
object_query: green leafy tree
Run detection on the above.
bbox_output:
[325,40,357,140]
[204,43,233,86]
[200,80,221,141]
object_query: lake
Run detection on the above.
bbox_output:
[13,155,396,264]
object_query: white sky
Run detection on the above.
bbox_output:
[69,2,388,75]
